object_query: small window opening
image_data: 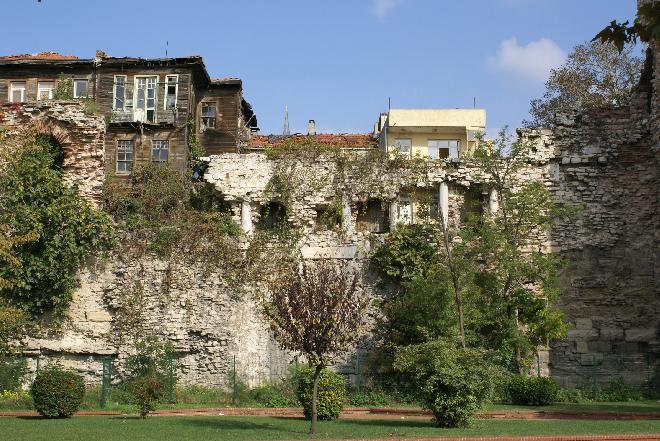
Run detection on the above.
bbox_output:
[258,202,287,230]
[356,199,388,233]
[73,79,88,98]
[165,75,177,110]
[116,140,134,174]
[151,140,169,164]
[315,205,342,230]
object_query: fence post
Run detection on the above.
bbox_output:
[167,357,174,404]
[232,355,237,405]
[35,356,40,375]
[537,352,541,378]
[100,356,111,409]
[355,354,361,393]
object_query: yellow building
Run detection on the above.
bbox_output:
[373,108,486,159]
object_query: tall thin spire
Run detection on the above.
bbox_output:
[283,105,290,136]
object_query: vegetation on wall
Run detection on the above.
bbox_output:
[0,129,114,317]
[524,40,642,128]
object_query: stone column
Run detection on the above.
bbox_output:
[341,196,354,235]
[389,200,398,231]
[241,200,253,234]
[489,188,499,214]
[439,181,449,226]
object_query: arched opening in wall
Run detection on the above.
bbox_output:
[35,133,65,169]
[356,199,389,233]
[460,186,484,223]
[257,202,287,231]
[190,182,233,214]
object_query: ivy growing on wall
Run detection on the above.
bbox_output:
[0,129,114,317]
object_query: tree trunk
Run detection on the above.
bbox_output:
[439,202,466,348]
[309,364,323,434]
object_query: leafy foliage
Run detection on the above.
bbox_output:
[262,259,368,433]
[0,301,31,357]
[103,165,240,256]
[0,357,27,392]
[123,336,178,404]
[372,225,437,283]
[593,3,660,51]
[52,74,73,100]
[394,340,504,427]
[131,375,163,418]
[0,130,114,316]
[525,40,642,128]
[506,376,558,406]
[297,367,346,421]
[30,366,84,418]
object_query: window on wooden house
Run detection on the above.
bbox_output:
[37,81,55,100]
[201,102,216,130]
[164,75,177,110]
[428,140,459,159]
[9,81,26,103]
[151,140,169,164]
[394,138,412,158]
[73,79,88,98]
[134,76,157,123]
[116,140,134,174]
[113,75,126,110]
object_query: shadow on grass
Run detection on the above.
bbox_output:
[329,418,437,429]
[179,417,307,435]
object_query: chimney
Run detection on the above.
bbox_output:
[308,119,316,136]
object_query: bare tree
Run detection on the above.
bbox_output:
[262,259,369,434]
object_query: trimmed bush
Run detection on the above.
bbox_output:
[394,340,504,428]
[132,375,163,418]
[30,366,84,418]
[297,367,346,421]
[507,376,558,405]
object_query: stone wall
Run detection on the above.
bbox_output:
[0,101,106,203]
[544,41,660,386]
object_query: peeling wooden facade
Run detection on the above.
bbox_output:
[0,51,258,176]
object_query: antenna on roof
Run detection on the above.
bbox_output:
[473,96,476,108]
[283,105,290,136]
[388,97,391,110]
[165,41,169,58]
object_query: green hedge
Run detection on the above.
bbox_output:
[30,366,84,418]
[507,376,558,406]
[297,367,346,420]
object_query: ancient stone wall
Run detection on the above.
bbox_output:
[0,101,106,203]
[545,42,659,387]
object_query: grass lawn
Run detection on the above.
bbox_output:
[0,416,659,441]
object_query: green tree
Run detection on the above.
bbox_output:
[262,259,368,434]
[0,130,114,316]
[525,40,642,128]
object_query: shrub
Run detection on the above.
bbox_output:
[394,340,504,428]
[0,358,27,392]
[124,336,178,403]
[297,367,346,420]
[249,384,300,408]
[346,389,394,407]
[506,376,558,405]
[132,375,163,418]
[30,366,84,418]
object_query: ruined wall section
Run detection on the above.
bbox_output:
[545,44,659,387]
[25,255,293,387]
[0,101,106,203]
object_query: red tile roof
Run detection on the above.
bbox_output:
[249,133,377,149]
[0,51,79,60]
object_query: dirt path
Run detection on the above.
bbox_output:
[2,407,660,421]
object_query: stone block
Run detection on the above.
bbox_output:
[600,327,624,339]
[85,311,112,322]
[300,246,357,259]
[576,341,589,353]
[567,328,599,340]
[575,318,593,329]
[624,328,656,342]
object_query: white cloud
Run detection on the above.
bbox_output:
[372,0,402,21]
[488,37,566,82]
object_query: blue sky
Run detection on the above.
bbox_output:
[1,0,638,135]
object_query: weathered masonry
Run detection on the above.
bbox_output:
[0,24,658,388]
[0,50,258,177]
